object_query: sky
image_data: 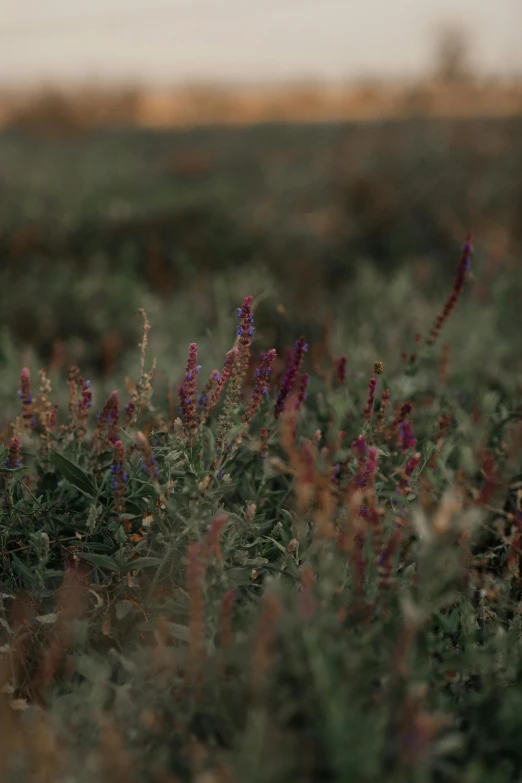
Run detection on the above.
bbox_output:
[0,0,521,86]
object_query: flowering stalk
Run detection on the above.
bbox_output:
[351,434,368,478]
[196,369,221,421]
[49,404,58,433]
[242,349,276,424]
[67,365,79,426]
[135,431,158,481]
[92,390,120,451]
[110,440,128,518]
[19,367,34,430]
[202,513,228,564]
[363,377,377,422]
[124,399,135,426]
[63,366,92,445]
[216,297,254,455]
[363,445,379,488]
[227,349,277,455]
[203,348,238,423]
[389,399,413,443]
[125,309,156,427]
[36,369,56,456]
[426,233,473,346]
[76,376,92,445]
[274,336,308,419]
[4,437,21,469]
[179,342,201,446]
[336,355,347,385]
[397,420,417,453]
[397,451,421,495]
[377,524,404,593]
[295,373,309,411]
[376,388,391,434]
[429,412,453,469]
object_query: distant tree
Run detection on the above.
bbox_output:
[433,23,473,84]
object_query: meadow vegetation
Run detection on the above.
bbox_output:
[0,118,522,782]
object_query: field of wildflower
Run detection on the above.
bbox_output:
[1,117,522,782]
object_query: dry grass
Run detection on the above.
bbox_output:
[1,80,521,134]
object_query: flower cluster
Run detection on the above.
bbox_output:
[110,439,128,516]
[236,296,254,348]
[398,420,417,453]
[135,431,158,480]
[427,232,473,346]
[4,437,21,469]
[274,336,308,419]
[19,367,34,430]
[390,400,413,441]
[242,349,276,424]
[350,436,379,491]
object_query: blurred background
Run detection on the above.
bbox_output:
[0,0,521,421]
